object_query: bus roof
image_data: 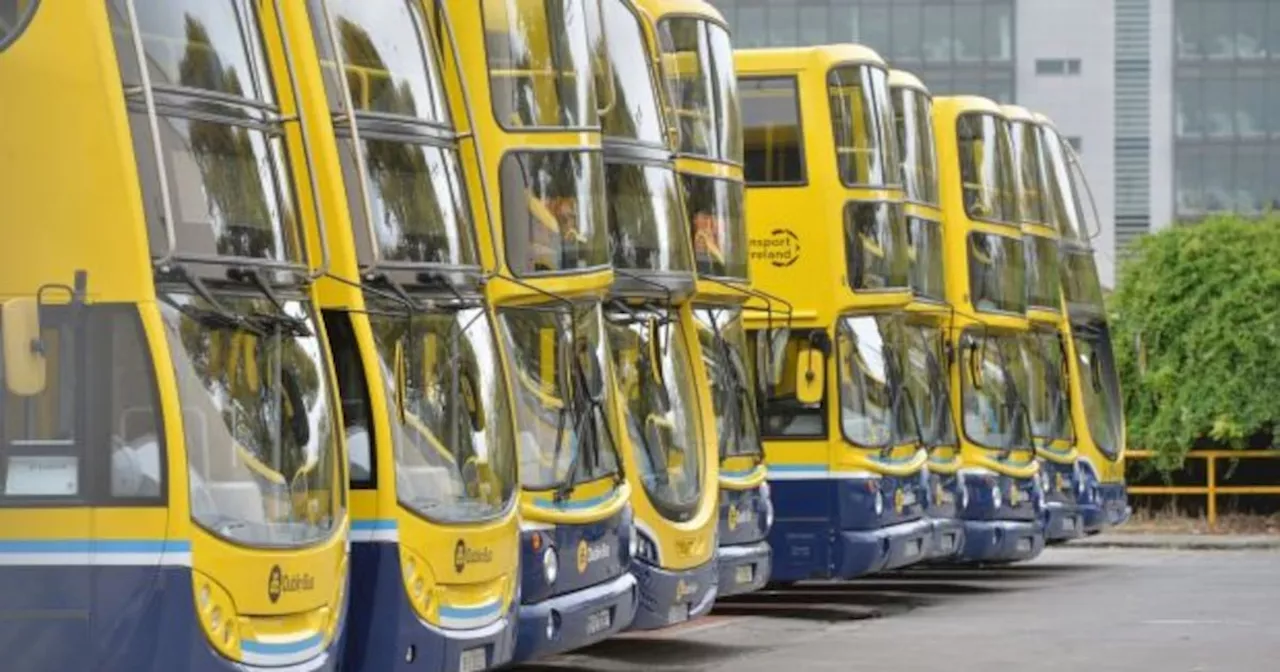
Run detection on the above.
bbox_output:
[933,95,1005,117]
[888,69,928,93]
[735,44,887,76]
[999,104,1036,123]
[1031,111,1060,131]
[634,0,727,25]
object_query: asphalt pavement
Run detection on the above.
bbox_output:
[515,546,1280,672]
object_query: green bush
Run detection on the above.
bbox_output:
[1112,214,1280,472]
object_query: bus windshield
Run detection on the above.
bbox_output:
[484,0,598,129]
[829,64,897,187]
[892,86,939,205]
[310,0,479,270]
[836,315,912,449]
[1073,321,1123,458]
[498,303,621,492]
[658,17,742,162]
[845,201,910,291]
[369,307,517,523]
[606,162,693,274]
[960,330,1031,451]
[501,151,610,275]
[681,174,747,280]
[956,112,1018,225]
[1021,330,1072,445]
[695,308,761,461]
[968,232,1026,315]
[162,293,339,548]
[606,310,702,520]
[903,324,955,449]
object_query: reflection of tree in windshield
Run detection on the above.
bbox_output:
[176,298,322,482]
[336,18,462,265]
[177,18,279,260]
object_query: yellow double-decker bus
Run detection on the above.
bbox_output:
[1035,114,1129,535]
[634,0,776,598]
[596,0,720,628]
[933,96,1045,564]
[889,70,966,562]
[449,0,639,662]
[1,2,348,669]
[1003,105,1086,545]
[287,2,522,670]
[737,46,933,582]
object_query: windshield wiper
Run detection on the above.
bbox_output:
[227,267,312,338]
[554,345,622,503]
[156,265,266,335]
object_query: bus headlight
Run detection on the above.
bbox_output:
[992,485,1003,510]
[959,482,970,510]
[628,529,639,559]
[873,490,885,517]
[542,547,558,585]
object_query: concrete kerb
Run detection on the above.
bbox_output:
[1063,533,1280,551]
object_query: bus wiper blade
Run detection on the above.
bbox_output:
[227,267,312,337]
[157,265,265,336]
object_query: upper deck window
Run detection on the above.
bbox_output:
[309,0,449,124]
[500,150,610,276]
[892,86,939,206]
[681,174,747,280]
[967,231,1026,315]
[606,162,693,274]
[0,0,38,51]
[484,0,599,130]
[956,112,1018,225]
[844,201,910,292]
[1009,120,1050,225]
[598,0,664,145]
[658,18,742,163]
[829,64,898,188]
[1041,126,1089,244]
[1025,234,1062,313]
[308,0,480,271]
[741,76,804,185]
[110,0,303,267]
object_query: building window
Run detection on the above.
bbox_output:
[1036,58,1082,76]
[711,0,1016,100]
[0,0,38,50]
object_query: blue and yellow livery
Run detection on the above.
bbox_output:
[889,70,967,562]
[933,96,1045,564]
[737,46,934,582]
[634,0,776,597]
[285,1,522,670]
[448,0,639,662]
[1,1,348,669]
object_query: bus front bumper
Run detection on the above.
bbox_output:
[925,516,967,561]
[513,572,638,663]
[957,519,1045,563]
[1043,501,1086,543]
[716,540,771,597]
[628,558,719,630]
[837,518,934,576]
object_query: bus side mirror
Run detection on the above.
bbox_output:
[794,345,825,406]
[3,298,46,397]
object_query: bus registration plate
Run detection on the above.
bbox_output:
[460,648,486,672]
[586,609,612,636]
[735,565,754,585]
[1017,537,1033,553]
[668,603,689,624]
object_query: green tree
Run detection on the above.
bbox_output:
[1112,215,1280,471]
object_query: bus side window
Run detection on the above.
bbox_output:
[322,311,375,487]
[100,308,165,501]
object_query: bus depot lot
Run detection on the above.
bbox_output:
[516,547,1280,672]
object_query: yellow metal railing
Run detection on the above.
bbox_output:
[1127,449,1280,528]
